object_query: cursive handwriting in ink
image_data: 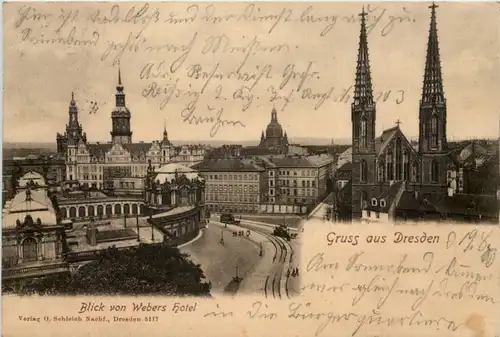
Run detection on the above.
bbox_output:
[203,304,233,318]
[15,5,52,29]
[180,101,246,137]
[202,34,289,73]
[246,301,278,319]
[20,27,100,47]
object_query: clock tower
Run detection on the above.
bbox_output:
[110,66,133,144]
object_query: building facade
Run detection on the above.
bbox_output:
[55,70,206,194]
[2,173,70,287]
[144,162,206,246]
[351,5,458,220]
[192,159,266,214]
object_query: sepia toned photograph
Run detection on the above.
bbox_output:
[2,0,499,311]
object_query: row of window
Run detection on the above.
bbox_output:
[270,170,318,177]
[271,180,316,188]
[206,194,258,202]
[359,159,440,183]
[208,173,260,180]
[206,184,258,193]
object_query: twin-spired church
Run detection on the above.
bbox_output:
[349,5,495,222]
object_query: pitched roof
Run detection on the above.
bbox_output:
[192,159,265,172]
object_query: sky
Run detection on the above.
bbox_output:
[3,2,499,143]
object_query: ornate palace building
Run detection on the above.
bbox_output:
[55,69,206,194]
[2,172,70,288]
[144,162,206,246]
[348,5,497,223]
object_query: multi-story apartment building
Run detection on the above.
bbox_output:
[55,71,206,194]
[258,154,335,213]
[192,159,267,214]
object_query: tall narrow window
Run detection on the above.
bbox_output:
[360,160,368,182]
[403,151,410,180]
[360,118,367,148]
[395,138,402,180]
[411,161,418,182]
[431,160,439,183]
[387,150,394,180]
[378,161,385,182]
[360,191,368,210]
[430,115,438,148]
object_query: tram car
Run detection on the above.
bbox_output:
[273,224,291,241]
[220,213,241,225]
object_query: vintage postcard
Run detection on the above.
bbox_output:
[2,1,499,337]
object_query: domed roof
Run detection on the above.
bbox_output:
[265,107,283,139]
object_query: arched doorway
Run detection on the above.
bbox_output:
[97,205,104,216]
[132,204,138,215]
[114,204,122,216]
[88,205,95,217]
[60,208,67,219]
[140,204,145,215]
[123,204,130,215]
[22,237,38,262]
[69,207,77,218]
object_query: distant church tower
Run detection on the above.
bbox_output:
[351,7,377,219]
[110,66,133,144]
[418,3,448,194]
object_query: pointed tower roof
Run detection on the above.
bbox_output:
[162,118,170,143]
[70,92,76,106]
[116,62,124,93]
[421,2,445,105]
[353,7,374,107]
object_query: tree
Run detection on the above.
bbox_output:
[18,244,211,297]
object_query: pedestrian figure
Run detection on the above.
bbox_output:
[287,269,290,278]
[295,268,299,276]
[291,269,296,277]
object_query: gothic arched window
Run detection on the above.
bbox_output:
[360,160,368,182]
[396,138,402,180]
[430,115,438,148]
[411,160,419,182]
[378,160,385,182]
[431,160,439,183]
[387,150,394,180]
[360,191,368,210]
[360,118,367,148]
[403,150,410,180]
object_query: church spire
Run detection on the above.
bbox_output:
[353,7,374,107]
[117,62,124,93]
[115,64,126,107]
[421,2,445,105]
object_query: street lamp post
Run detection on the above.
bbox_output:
[259,241,263,256]
[124,213,127,228]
